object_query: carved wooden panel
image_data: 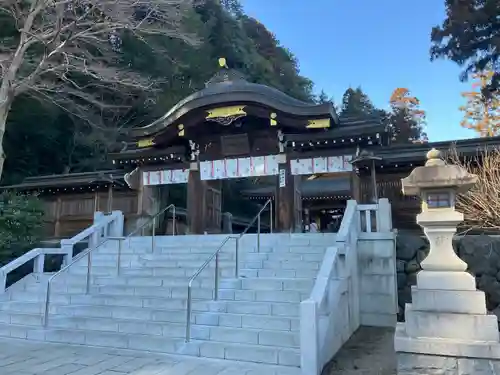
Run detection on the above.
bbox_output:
[251,133,279,154]
[220,133,250,157]
[60,196,95,217]
[363,172,421,230]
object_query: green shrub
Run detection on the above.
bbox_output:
[0,191,44,265]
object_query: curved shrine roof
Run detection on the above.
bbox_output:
[131,70,338,137]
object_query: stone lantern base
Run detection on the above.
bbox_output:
[395,271,500,373]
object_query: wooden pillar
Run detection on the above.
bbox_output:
[54,197,62,237]
[106,184,113,213]
[187,169,205,234]
[350,171,362,202]
[276,158,295,232]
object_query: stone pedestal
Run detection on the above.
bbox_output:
[395,149,500,374]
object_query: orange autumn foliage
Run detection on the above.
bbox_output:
[389,88,426,120]
[388,87,427,143]
[460,71,500,137]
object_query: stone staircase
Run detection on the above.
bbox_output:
[0,233,335,368]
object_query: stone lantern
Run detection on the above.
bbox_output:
[401,148,477,275]
[395,148,500,374]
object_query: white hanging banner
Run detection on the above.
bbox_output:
[291,155,353,175]
[142,168,189,186]
[199,154,280,181]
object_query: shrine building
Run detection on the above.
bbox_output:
[4,64,500,237]
[109,66,390,234]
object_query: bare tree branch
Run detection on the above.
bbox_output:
[0,0,203,178]
[448,146,500,229]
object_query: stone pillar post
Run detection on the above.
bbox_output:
[396,149,500,373]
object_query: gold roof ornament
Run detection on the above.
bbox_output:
[218,57,228,68]
[270,112,277,126]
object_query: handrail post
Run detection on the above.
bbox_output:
[117,239,123,275]
[151,217,156,252]
[257,214,261,253]
[172,206,176,236]
[214,252,219,301]
[86,250,92,294]
[43,281,51,327]
[270,199,273,233]
[235,237,239,278]
[186,284,192,342]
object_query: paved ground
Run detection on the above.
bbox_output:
[323,327,396,375]
[0,338,301,375]
[0,327,395,375]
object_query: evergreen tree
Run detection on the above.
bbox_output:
[316,90,332,104]
[431,0,500,93]
[341,87,376,118]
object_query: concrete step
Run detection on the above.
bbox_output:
[68,260,320,277]
[0,308,301,332]
[8,286,308,304]
[239,268,316,278]
[181,339,300,367]
[70,255,323,273]
[68,265,237,278]
[12,281,310,302]
[0,320,301,366]
[22,274,315,292]
[1,297,301,318]
[0,322,185,353]
[94,242,330,256]
[43,314,301,348]
[21,274,237,289]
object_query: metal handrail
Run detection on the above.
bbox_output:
[43,204,176,327]
[185,198,273,342]
[116,203,176,275]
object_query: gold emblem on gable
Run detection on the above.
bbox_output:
[137,138,155,148]
[206,106,247,126]
[306,118,330,129]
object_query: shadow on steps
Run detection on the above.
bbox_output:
[322,327,396,375]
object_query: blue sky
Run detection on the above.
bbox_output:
[241,0,477,142]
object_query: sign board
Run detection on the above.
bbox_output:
[279,168,286,187]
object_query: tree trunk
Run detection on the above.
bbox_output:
[0,98,12,182]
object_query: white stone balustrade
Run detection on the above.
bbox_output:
[0,211,124,293]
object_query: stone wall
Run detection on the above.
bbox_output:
[358,235,398,327]
[396,233,500,323]
[398,352,500,374]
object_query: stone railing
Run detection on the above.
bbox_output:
[357,199,392,236]
[300,198,396,375]
[0,210,124,293]
[300,200,360,375]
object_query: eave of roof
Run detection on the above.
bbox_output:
[130,80,339,138]
[0,170,126,190]
[375,136,500,162]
